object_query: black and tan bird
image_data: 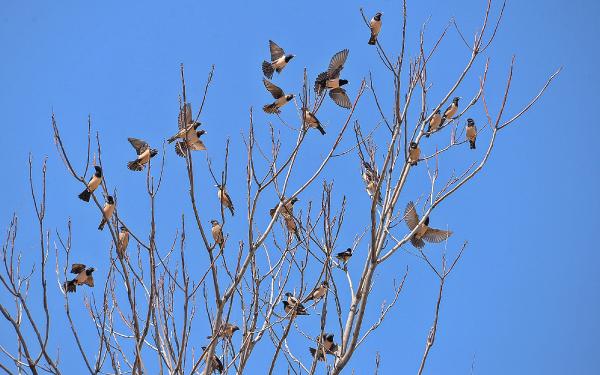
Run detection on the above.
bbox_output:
[368,12,383,45]
[336,248,353,263]
[284,215,301,241]
[98,195,115,231]
[207,323,240,340]
[263,79,294,114]
[170,103,207,157]
[404,201,452,249]
[442,97,461,124]
[269,197,298,219]
[211,220,224,250]
[309,333,338,361]
[63,264,95,293]
[201,347,224,374]
[303,108,326,135]
[78,166,103,202]
[127,138,158,171]
[314,49,351,109]
[466,118,477,149]
[408,142,420,166]
[262,40,295,79]
[283,300,309,316]
[303,281,328,303]
[215,185,234,216]
[117,226,129,259]
[426,109,442,137]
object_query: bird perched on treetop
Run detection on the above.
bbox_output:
[426,109,442,137]
[442,97,461,124]
[466,118,477,149]
[314,49,351,109]
[303,281,328,303]
[368,12,383,45]
[63,264,95,293]
[262,40,295,79]
[117,226,129,259]
[126,138,158,171]
[404,201,452,249]
[263,79,294,114]
[170,103,207,157]
[215,185,234,216]
[211,220,224,250]
[336,248,353,263]
[78,166,103,202]
[309,333,338,361]
[98,195,115,231]
[303,108,326,135]
[408,142,421,166]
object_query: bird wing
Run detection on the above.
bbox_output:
[175,142,187,157]
[423,228,453,243]
[70,264,86,274]
[327,49,349,78]
[269,40,285,60]
[188,140,207,151]
[178,103,193,129]
[263,79,284,99]
[329,88,351,109]
[404,201,420,230]
[128,137,149,155]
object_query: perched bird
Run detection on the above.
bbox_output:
[215,185,234,216]
[285,292,301,306]
[269,197,299,219]
[171,103,207,157]
[303,281,328,303]
[282,300,309,316]
[211,220,224,250]
[426,109,442,137]
[366,180,382,204]
[284,215,301,241]
[201,347,224,374]
[127,138,158,171]
[466,118,477,149]
[336,248,353,263]
[263,79,294,114]
[303,108,326,135]
[442,97,461,124]
[262,40,295,79]
[78,166,103,202]
[208,323,240,339]
[117,226,129,258]
[362,162,381,204]
[98,195,115,231]
[368,12,383,45]
[309,333,338,361]
[314,49,351,109]
[404,201,452,249]
[408,142,421,166]
[63,264,95,293]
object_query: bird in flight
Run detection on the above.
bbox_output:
[263,79,294,114]
[170,103,207,157]
[314,49,351,109]
[404,201,452,249]
[127,137,158,171]
[262,40,295,79]
[63,264,95,293]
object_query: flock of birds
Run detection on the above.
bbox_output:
[61,11,480,371]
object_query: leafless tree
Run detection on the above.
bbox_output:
[0,1,559,374]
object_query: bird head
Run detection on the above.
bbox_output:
[434,109,441,114]
[150,149,159,157]
[87,267,95,274]
[467,118,475,126]
[94,165,103,176]
[322,280,329,287]
[198,129,207,136]
[192,121,201,130]
[106,196,114,204]
[284,292,292,297]
[326,334,335,342]
[290,197,299,204]
[346,247,352,253]
[285,54,295,62]
[453,96,461,104]
[232,325,240,332]
[120,226,128,232]
[410,142,418,149]
[424,216,430,226]
[286,94,295,101]
[210,219,219,226]
[339,79,349,86]
[374,12,383,20]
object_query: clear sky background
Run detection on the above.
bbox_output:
[0,0,598,374]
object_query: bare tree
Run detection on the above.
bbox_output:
[0,1,559,374]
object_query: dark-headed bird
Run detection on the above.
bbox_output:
[466,118,477,149]
[117,226,129,259]
[442,97,461,124]
[284,215,301,241]
[283,300,309,316]
[216,185,234,216]
[200,347,224,374]
[171,103,207,157]
[269,197,298,219]
[263,79,294,114]
[211,220,224,250]
[368,12,383,45]
[262,40,295,79]
[208,322,240,340]
[303,281,328,303]
[78,166,103,202]
[426,109,442,137]
[314,49,351,109]
[309,333,338,361]
[98,195,115,231]
[404,201,452,249]
[127,138,158,171]
[63,264,95,293]
[336,248,353,263]
[303,108,326,135]
[408,142,420,166]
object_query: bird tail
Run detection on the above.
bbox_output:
[309,347,325,361]
[98,218,107,231]
[469,140,476,149]
[228,205,235,217]
[78,189,91,202]
[368,35,377,45]
[262,61,274,79]
[263,103,280,114]
[64,280,76,293]
[317,125,326,135]
[410,161,418,166]
[410,236,425,249]
[127,160,143,171]
[167,135,178,144]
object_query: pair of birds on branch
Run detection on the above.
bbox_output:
[426,97,478,148]
[282,280,328,317]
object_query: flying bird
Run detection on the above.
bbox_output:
[303,108,326,135]
[78,166,103,202]
[63,264,95,293]
[216,185,234,216]
[127,138,158,171]
[303,281,328,303]
[426,109,442,137]
[171,103,207,157]
[466,118,477,149]
[211,220,224,250]
[262,40,295,79]
[408,142,421,166]
[98,195,115,231]
[368,12,383,45]
[201,347,224,374]
[442,97,461,124]
[117,226,129,259]
[309,333,338,361]
[314,49,351,109]
[336,248,353,263]
[404,201,452,249]
[263,79,294,114]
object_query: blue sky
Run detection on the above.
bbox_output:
[0,0,598,374]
